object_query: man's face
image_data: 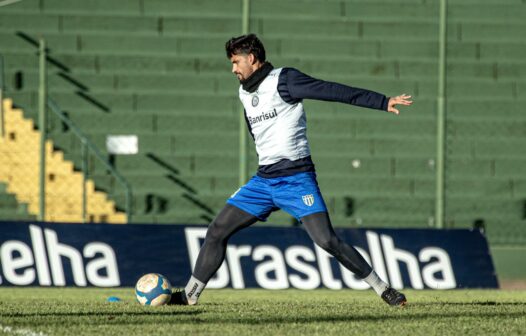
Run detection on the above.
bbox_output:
[230,53,255,81]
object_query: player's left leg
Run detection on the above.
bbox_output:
[301,212,406,306]
[170,204,259,305]
[172,175,275,305]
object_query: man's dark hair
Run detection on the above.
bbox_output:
[225,34,266,62]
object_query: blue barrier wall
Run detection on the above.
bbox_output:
[0,222,498,289]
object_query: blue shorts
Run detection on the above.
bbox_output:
[227,172,328,221]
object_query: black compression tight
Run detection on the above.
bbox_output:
[192,204,258,282]
[301,212,372,278]
[192,205,372,283]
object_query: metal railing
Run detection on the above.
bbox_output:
[46,98,133,223]
[0,38,133,223]
[38,39,47,220]
[35,38,132,223]
[238,0,251,186]
[435,0,448,229]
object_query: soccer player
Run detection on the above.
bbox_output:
[172,34,412,306]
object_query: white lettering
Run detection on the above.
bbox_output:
[314,245,342,289]
[84,243,120,287]
[45,229,87,287]
[0,241,35,285]
[366,231,389,283]
[226,245,252,289]
[381,235,423,289]
[253,245,289,289]
[285,246,320,289]
[29,225,51,286]
[420,247,456,289]
[181,228,461,291]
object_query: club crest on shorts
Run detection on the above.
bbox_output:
[302,194,315,207]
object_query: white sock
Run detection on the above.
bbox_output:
[184,275,206,305]
[363,270,389,296]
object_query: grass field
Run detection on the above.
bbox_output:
[0,288,525,336]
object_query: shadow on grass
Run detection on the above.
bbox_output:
[1,302,525,326]
[417,301,526,307]
[190,310,526,325]
[0,310,201,318]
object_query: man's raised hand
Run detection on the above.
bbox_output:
[387,94,413,115]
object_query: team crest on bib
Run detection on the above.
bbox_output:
[251,95,259,107]
[302,194,315,207]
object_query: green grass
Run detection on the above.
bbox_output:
[0,288,525,335]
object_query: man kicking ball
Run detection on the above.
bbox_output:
[172,34,413,306]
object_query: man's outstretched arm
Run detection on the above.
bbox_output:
[277,68,412,114]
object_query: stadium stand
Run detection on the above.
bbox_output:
[0,181,35,221]
[0,0,524,246]
[0,98,126,223]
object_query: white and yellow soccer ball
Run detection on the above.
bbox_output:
[135,273,172,306]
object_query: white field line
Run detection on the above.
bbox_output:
[0,324,47,336]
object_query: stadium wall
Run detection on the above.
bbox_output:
[0,0,524,280]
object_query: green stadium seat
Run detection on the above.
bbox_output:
[97,54,170,74]
[142,0,242,17]
[447,179,513,198]
[136,92,236,112]
[42,0,142,15]
[317,176,414,196]
[279,38,378,59]
[79,34,180,56]
[447,100,525,119]
[0,0,524,241]
[473,140,526,159]
[479,42,526,61]
[447,81,515,99]
[162,16,240,36]
[0,13,60,33]
[448,3,526,23]
[362,21,450,40]
[251,1,342,18]
[114,73,231,93]
[315,157,392,177]
[496,62,526,80]
[494,159,526,178]
[0,0,40,13]
[0,32,77,53]
[392,159,435,178]
[340,2,438,21]
[447,159,494,178]
[448,119,526,139]
[61,15,158,35]
[154,114,238,134]
[459,22,526,42]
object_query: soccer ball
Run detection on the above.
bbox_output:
[135,273,172,306]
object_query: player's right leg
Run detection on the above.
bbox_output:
[171,204,258,305]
